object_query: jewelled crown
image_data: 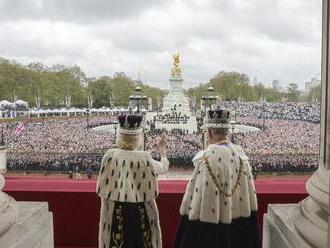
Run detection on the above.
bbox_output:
[203,108,231,129]
[117,114,144,135]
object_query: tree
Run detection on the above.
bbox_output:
[85,74,165,108]
[68,65,88,86]
[2,57,299,109]
[307,84,321,103]
[88,77,113,107]
[25,62,49,72]
[287,83,300,102]
[0,58,87,107]
[187,71,259,106]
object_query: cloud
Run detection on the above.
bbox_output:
[0,0,322,89]
[0,0,168,23]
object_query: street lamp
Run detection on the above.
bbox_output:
[200,87,217,125]
[0,126,7,175]
[129,86,148,114]
[0,127,5,147]
[234,101,238,123]
[112,122,118,147]
[114,122,118,135]
[231,121,236,143]
[135,86,142,113]
[86,107,90,131]
[261,101,266,131]
[143,126,149,151]
[201,86,216,114]
[207,86,215,110]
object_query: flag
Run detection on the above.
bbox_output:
[12,122,26,138]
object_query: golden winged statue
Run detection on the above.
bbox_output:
[171,53,182,78]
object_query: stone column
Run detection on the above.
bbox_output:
[263,0,329,247]
[0,146,17,235]
[0,136,54,247]
[320,0,330,172]
[293,0,330,246]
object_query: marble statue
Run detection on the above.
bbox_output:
[145,53,198,134]
[171,53,182,78]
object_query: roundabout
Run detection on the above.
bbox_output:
[92,123,118,134]
[231,123,261,134]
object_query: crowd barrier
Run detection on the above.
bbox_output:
[6,151,319,173]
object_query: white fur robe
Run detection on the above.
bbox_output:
[97,149,169,248]
[180,143,258,224]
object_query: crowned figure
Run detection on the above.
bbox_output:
[97,114,168,248]
[171,53,182,79]
[174,107,260,248]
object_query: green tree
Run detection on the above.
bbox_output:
[88,76,113,107]
[0,58,87,107]
[307,84,321,103]
[186,71,284,106]
[287,83,300,102]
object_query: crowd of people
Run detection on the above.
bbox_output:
[233,117,319,154]
[249,153,318,173]
[219,101,320,123]
[7,152,102,173]
[0,101,321,174]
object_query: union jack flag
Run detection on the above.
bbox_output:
[12,122,26,138]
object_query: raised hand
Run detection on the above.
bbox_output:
[158,132,167,157]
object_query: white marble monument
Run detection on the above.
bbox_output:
[0,134,54,248]
[147,53,198,133]
[162,54,190,113]
[263,0,330,247]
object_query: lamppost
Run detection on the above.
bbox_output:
[200,87,217,147]
[86,107,90,131]
[207,86,215,110]
[201,86,216,118]
[0,127,5,153]
[0,125,6,171]
[261,101,266,131]
[113,123,118,136]
[231,121,236,143]
[0,105,3,119]
[234,101,238,122]
[129,86,148,114]
[0,124,8,178]
[135,86,142,113]
[143,126,148,151]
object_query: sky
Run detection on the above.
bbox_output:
[0,0,322,89]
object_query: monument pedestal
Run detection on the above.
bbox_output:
[263,166,329,248]
[0,202,54,248]
[263,204,313,248]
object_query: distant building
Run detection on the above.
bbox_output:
[305,77,321,92]
[311,77,321,88]
[305,81,312,91]
[272,80,281,90]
